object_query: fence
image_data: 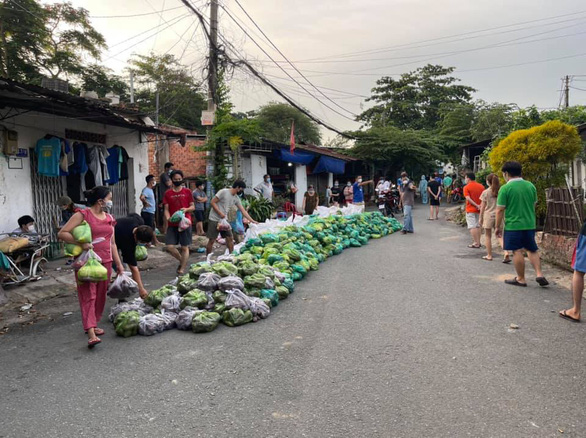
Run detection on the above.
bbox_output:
[544,187,584,236]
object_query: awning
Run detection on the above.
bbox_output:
[275,147,316,165]
[312,155,346,174]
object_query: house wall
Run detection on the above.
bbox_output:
[0,111,149,233]
[295,165,308,208]
[147,135,206,179]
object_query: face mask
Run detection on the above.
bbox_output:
[168,170,173,175]
[28,225,36,233]
[173,180,183,187]
[152,182,156,188]
[357,179,362,183]
[334,183,339,187]
[266,178,271,183]
[347,182,351,187]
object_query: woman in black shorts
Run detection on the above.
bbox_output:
[427,177,442,220]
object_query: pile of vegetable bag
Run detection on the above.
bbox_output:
[109,211,402,338]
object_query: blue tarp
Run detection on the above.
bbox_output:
[312,155,346,174]
[276,147,316,165]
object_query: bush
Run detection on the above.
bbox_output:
[489,120,581,218]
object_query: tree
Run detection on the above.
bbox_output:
[77,64,128,99]
[489,120,581,218]
[358,64,476,130]
[256,102,321,145]
[350,126,444,176]
[470,101,515,142]
[129,53,206,130]
[0,0,48,82]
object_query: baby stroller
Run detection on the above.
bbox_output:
[0,233,50,286]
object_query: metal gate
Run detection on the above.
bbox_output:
[109,178,129,218]
[30,150,65,259]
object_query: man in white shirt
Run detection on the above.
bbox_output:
[254,174,273,200]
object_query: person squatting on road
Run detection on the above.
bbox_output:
[206,180,257,255]
[479,173,510,263]
[163,170,195,276]
[495,161,548,288]
[58,186,124,348]
[114,213,154,299]
[464,172,484,249]
[400,172,416,235]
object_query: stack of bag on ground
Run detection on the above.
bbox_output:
[110,212,403,338]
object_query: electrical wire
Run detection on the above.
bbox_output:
[90,5,184,19]
[228,0,358,117]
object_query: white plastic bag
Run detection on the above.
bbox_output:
[197,272,221,291]
[160,293,182,313]
[107,273,139,299]
[179,214,192,232]
[217,218,232,231]
[176,307,199,330]
[72,237,106,270]
[138,314,166,336]
[218,275,245,292]
[225,289,251,310]
[249,297,270,319]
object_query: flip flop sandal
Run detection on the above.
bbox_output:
[502,258,512,264]
[559,310,580,323]
[88,337,101,349]
[468,244,481,248]
[481,256,493,261]
[536,277,549,287]
[504,277,527,287]
[85,328,105,336]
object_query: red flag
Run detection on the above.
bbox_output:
[290,120,295,154]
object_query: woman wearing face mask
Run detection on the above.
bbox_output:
[343,181,354,206]
[58,186,124,348]
[302,185,319,215]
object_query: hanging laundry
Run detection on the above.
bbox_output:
[35,135,61,177]
[105,146,121,184]
[87,145,109,186]
[70,142,89,175]
[59,139,71,176]
[119,146,130,181]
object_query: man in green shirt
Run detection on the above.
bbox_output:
[443,174,453,203]
[495,161,548,287]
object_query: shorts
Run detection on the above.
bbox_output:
[482,213,496,229]
[503,230,538,252]
[194,210,205,222]
[141,211,155,229]
[207,220,234,241]
[572,234,586,272]
[430,198,440,206]
[354,201,365,212]
[466,213,480,229]
[166,226,192,247]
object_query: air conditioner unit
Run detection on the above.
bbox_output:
[41,78,69,93]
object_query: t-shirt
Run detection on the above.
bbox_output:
[193,189,207,211]
[480,188,498,219]
[115,214,144,267]
[36,137,62,177]
[443,176,453,188]
[141,187,156,214]
[209,188,242,222]
[105,146,121,184]
[158,172,172,203]
[163,188,193,228]
[464,180,485,214]
[401,181,415,206]
[352,182,364,203]
[496,178,537,231]
[255,182,273,200]
[428,180,441,197]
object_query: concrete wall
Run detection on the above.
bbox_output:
[0,111,149,233]
[250,154,267,192]
[536,232,575,271]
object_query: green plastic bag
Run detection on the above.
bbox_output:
[260,289,279,307]
[180,290,208,309]
[114,310,140,338]
[192,311,221,333]
[222,308,253,327]
[77,251,108,283]
[65,243,83,257]
[72,221,92,244]
[135,245,148,261]
[276,286,289,300]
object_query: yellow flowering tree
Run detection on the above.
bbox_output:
[489,120,582,218]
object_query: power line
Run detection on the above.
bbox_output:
[108,13,190,49]
[218,4,357,121]
[228,0,358,118]
[179,0,352,138]
[90,5,184,18]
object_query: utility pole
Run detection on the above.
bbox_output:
[564,75,570,108]
[129,70,135,104]
[207,0,219,191]
[155,90,160,126]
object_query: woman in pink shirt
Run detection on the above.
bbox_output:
[59,186,124,348]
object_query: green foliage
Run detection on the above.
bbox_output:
[77,64,128,99]
[256,102,321,145]
[349,126,444,175]
[245,196,274,222]
[359,64,476,130]
[129,53,206,130]
[489,120,582,217]
[470,101,516,142]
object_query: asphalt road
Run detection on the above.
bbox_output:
[1,206,586,437]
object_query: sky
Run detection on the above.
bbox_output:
[44,0,586,142]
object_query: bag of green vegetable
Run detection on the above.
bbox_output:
[211,261,239,277]
[276,286,289,300]
[213,302,226,314]
[260,289,279,307]
[175,307,199,331]
[245,288,261,298]
[212,290,228,303]
[189,262,212,278]
[197,272,221,291]
[77,250,108,283]
[282,277,295,293]
[244,273,267,289]
[169,210,184,223]
[180,289,208,309]
[238,262,259,276]
[222,308,253,327]
[135,244,148,261]
[192,311,222,333]
[114,310,140,337]
[144,285,175,308]
[65,243,83,257]
[177,275,198,295]
[72,221,92,244]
